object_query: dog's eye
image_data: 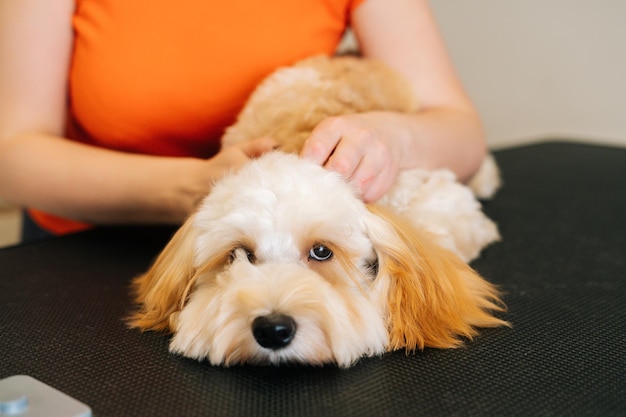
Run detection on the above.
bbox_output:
[309,244,333,262]
[365,256,379,278]
[230,247,256,264]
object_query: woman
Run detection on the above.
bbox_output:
[0,0,485,240]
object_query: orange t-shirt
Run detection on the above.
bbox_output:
[31,0,366,234]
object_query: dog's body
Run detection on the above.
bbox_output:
[223,56,501,262]
[129,56,507,367]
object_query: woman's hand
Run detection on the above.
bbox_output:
[175,138,277,216]
[207,136,279,179]
[300,112,411,202]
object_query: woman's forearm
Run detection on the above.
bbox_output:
[398,107,487,182]
[0,132,210,225]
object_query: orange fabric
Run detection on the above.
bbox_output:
[32,0,366,234]
[28,210,92,235]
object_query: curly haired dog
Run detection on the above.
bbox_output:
[129,56,507,367]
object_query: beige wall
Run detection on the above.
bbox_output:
[431,1,626,149]
[0,205,20,247]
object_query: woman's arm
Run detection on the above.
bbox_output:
[0,0,273,225]
[301,0,486,202]
[0,132,263,225]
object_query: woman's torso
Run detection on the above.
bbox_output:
[30,0,363,234]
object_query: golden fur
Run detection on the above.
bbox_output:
[366,205,506,351]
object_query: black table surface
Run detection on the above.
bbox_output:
[1,141,625,417]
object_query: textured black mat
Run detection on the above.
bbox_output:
[1,141,625,417]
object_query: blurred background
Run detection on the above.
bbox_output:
[1,1,625,247]
[432,0,626,149]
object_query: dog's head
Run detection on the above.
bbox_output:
[129,152,506,367]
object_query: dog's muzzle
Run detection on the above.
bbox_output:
[252,313,297,350]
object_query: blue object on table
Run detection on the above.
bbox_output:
[0,375,91,417]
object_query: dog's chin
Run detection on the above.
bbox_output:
[168,258,388,368]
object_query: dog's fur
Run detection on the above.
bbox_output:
[222,56,501,262]
[129,56,508,367]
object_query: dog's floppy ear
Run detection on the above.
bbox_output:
[128,216,198,332]
[365,205,508,352]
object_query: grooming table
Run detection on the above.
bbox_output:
[1,141,624,416]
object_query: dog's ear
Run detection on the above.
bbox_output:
[364,205,508,352]
[128,216,198,332]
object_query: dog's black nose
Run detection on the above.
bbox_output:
[252,313,297,350]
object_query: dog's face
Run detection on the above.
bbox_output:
[174,152,389,367]
[130,152,506,367]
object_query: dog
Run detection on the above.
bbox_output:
[129,56,507,367]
